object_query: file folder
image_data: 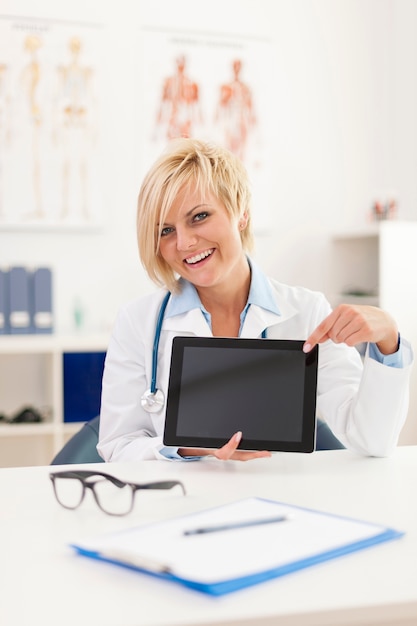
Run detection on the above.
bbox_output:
[8,266,31,334]
[32,267,53,334]
[71,496,403,596]
[0,269,8,334]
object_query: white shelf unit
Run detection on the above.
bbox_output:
[0,333,109,467]
[330,220,417,445]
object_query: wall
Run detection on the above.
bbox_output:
[2,0,416,331]
[1,0,416,436]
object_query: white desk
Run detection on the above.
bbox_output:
[1,447,417,626]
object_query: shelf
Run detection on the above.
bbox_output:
[0,332,110,354]
[329,294,379,308]
[332,220,416,241]
[63,421,87,434]
[330,220,417,446]
[0,422,56,437]
[0,333,109,467]
[332,225,380,240]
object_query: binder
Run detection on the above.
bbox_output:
[31,267,53,334]
[8,266,31,334]
[71,496,403,596]
[63,351,106,422]
[0,269,8,334]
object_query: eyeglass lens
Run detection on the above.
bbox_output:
[52,475,85,510]
[53,475,134,515]
[92,478,133,515]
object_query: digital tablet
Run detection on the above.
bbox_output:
[163,337,318,453]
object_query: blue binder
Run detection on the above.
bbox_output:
[63,351,106,422]
[0,269,8,334]
[8,266,31,334]
[32,267,53,334]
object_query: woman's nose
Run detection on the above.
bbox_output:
[176,227,197,250]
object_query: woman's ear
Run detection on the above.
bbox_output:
[238,211,249,230]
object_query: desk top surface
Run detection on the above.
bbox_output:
[2,447,417,626]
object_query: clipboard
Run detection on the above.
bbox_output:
[70,497,403,596]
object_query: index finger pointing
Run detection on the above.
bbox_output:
[303,314,334,352]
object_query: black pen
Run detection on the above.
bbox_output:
[183,515,287,536]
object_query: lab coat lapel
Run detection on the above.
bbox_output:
[162,308,213,337]
[241,301,298,338]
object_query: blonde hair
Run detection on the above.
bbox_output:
[137,137,254,293]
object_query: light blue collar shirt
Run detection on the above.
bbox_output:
[165,258,280,335]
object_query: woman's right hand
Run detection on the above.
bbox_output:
[178,431,272,461]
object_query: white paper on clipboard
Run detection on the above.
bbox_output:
[71,497,404,595]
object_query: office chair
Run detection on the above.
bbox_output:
[50,415,344,465]
[316,419,345,450]
[50,415,104,465]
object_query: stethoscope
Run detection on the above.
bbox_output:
[140,290,267,413]
[141,291,171,413]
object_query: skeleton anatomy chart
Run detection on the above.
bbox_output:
[0,16,101,229]
[141,28,273,232]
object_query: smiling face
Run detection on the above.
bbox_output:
[158,184,249,294]
[137,138,254,293]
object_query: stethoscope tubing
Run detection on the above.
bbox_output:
[150,291,171,395]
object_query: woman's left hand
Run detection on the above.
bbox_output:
[303,304,399,355]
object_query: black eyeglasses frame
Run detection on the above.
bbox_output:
[49,469,186,516]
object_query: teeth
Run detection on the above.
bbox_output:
[185,249,213,264]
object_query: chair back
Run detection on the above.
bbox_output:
[50,416,104,465]
[316,419,345,450]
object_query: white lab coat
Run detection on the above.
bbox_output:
[98,279,413,462]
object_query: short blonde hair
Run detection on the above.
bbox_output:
[137,138,254,293]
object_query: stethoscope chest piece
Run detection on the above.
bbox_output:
[140,388,165,413]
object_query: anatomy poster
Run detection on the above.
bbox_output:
[0,15,102,229]
[140,28,273,232]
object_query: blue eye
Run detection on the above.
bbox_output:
[160,226,174,237]
[193,211,208,222]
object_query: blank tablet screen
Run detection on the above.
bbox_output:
[163,337,318,453]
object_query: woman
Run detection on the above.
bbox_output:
[98,138,413,462]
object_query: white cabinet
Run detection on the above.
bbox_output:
[0,333,109,467]
[330,221,417,445]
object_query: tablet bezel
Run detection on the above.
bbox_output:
[163,337,318,453]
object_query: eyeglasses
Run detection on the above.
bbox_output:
[49,470,186,516]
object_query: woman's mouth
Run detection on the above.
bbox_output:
[184,249,214,265]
